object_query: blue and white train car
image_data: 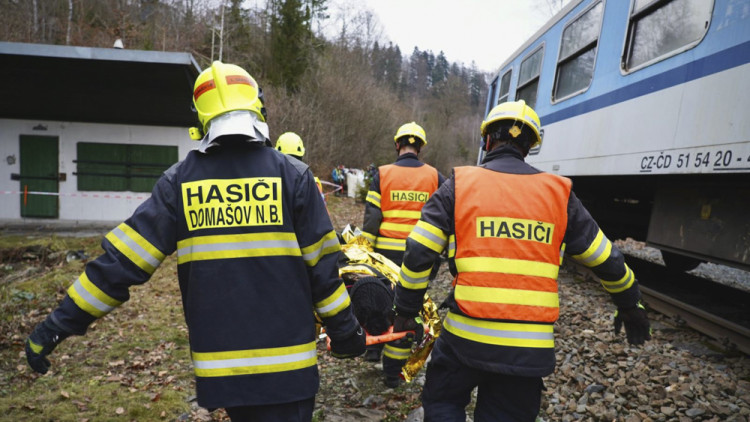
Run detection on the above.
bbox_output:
[483,0,750,271]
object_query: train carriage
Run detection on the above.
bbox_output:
[482,0,750,271]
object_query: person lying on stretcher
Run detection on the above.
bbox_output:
[325,225,440,387]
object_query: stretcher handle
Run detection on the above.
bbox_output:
[323,324,428,350]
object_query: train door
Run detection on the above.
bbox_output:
[18,135,59,218]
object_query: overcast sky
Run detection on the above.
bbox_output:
[346,0,567,75]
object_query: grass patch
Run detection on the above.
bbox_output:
[0,237,202,421]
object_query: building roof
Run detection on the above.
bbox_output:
[0,42,201,127]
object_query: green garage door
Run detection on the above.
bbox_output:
[19,135,59,218]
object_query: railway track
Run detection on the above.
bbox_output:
[572,255,750,355]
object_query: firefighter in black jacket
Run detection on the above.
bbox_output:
[24,61,365,422]
[392,100,651,421]
[361,122,445,377]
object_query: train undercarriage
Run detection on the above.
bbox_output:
[571,172,750,272]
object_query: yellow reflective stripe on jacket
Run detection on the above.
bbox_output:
[105,223,165,274]
[382,209,422,219]
[192,341,317,377]
[454,285,559,308]
[408,220,448,253]
[379,221,416,233]
[571,229,612,268]
[366,191,381,208]
[559,243,566,265]
[601,264,635,293]
[398,264,431,290]
[443,311,554,348]
[301,230,341,267]
[383,344,411,360]
[447,234,456,258]
[362,231,376,244]
[67,272,123,318]
[454,257,559,279]
[375,237,406,251]
[176,232,300,264]
[315,283,351,318]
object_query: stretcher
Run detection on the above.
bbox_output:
[322,323,429,350]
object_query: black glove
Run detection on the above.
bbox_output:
[25,316,71,374]
[614,302,651,345]
[393,314,424,347]
[329,327,366,359]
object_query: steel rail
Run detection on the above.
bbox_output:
[639,285,750,355]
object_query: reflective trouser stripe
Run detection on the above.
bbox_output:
[67,272,123,318]
[383,344,411,360]
[192,341,317,377]
[443,312,554,348]
[177,232,301,264]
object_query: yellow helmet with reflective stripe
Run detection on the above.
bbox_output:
[276,132,305,158]
[480,100,542,148]
[192,61,266,133]
[394,122,427,146]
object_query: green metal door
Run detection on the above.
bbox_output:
[19,135,59,218]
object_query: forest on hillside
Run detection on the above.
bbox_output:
[0,0,502,177]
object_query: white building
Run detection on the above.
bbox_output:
[0,42,201,227]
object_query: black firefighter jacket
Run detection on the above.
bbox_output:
[49,139,360,409]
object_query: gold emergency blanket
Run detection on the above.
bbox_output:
[339,225,442,382]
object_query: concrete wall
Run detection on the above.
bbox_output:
[0,118,196,224]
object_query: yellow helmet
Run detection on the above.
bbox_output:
[276,132,305,158]
[192,61,266,134]
[480,100,542,149]
[394,122,427,146]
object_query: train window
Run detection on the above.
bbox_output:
[497,69,512,104]
[553,1,603,101]
[623,0,713,72]
[516,45,544,109]
[486,76,498,116]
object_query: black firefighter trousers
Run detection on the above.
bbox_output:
[421,339,544,422]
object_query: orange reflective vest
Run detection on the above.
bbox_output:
[453,166,571,323]
[378,163,439,250]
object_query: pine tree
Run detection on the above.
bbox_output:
[269,0,323,91]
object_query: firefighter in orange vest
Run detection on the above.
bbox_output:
[361,122,445,372]
[24,61,365,422]
[393,100,651,421]
[362,122,445,265]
